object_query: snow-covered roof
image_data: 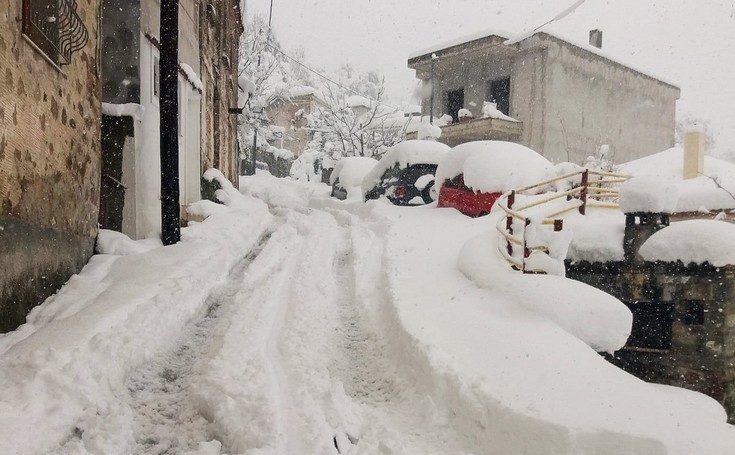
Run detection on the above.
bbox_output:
[408,28,514,60]
[330,156,378,188]
[346,95,371,109]
[619,147,735,212]
[640,220,735,266]
[435,141,553,194]
[409,29,678,88]
[361,140,450,195]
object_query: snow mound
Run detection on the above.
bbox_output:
[179,63,203,91]
[96,229,162,255]
[619,177,678,214]
[330,157,378,187]
[482,101,518,122]
[639,220,735,266]
[203,168,253,210]
[361,140,450,195]
[417,122,441,140]
[435,141,553,193]
[459,233,632,353]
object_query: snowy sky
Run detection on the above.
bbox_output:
[246,0,735,154]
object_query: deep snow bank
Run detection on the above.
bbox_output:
[0,174,272,454]
[376,204,735,455]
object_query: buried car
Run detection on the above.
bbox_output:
[362,140,450,205]
[330,156,379,200]
[435,141,554,217]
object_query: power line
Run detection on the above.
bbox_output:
[261,40,403,112]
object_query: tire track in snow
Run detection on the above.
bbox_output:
[124,229,275,455]
[324,210,483,455]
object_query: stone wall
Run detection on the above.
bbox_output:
[0,0,101,331]
[200,0,243,186]
[567,261,735,423]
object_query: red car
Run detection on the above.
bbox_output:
[437,174,502,217]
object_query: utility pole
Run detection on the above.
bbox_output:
[429,53,437,125]
[160,0,180,245]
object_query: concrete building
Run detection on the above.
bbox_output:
[100,0,243,238]
[408,30,680,164]
[1,0,101,332]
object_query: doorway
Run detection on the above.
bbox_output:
[487,78,511,116]
[446,88,464,123]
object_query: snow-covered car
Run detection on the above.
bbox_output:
[329,157,379,200]
[435,141,554,217]
[362,140,450,205]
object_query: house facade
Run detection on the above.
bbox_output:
[408,31,680,164]
[0,0,101,332]
[100,0,243,238]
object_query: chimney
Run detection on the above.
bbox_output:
[683,130,705,179]
[589,29,603,49]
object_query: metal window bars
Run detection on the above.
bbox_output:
[22,0,89,66]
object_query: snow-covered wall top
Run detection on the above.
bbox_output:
[639,220,735,266]
[619,147,735,212]
[619,177,679,214]
[361,140,450,194]
[435,141,553,194]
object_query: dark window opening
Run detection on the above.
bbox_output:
[624,301,674,350]
[486,78,511,116]
[446,88,464,123]
[680,300,705,326]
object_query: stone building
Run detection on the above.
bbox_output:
[0,0,101,332]
[567,216,735,423]
[407,30,680,164]
[263,89,325,157]
[199,0,243,187]
[99,0,243,238]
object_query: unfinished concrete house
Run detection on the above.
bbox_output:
[407,30,680,164]
[1,0,101,331]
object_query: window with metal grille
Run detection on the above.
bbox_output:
[21,0,89,66]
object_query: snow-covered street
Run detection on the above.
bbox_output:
[1,173,734,454]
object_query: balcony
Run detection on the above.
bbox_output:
[407,117,524,147]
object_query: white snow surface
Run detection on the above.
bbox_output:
[457,108,472,118]
[620,147,735,212]
[481,101,519,122]
[101,102,143,120]
[619,177,679,214]
[361,140,450,195]
[179,63,204,91]
[639,220,735,266]
[329,156,378,190]
[435,140,553,193]
[96,229,162,256]
[417,122,442,140]
[1,174,734,454]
